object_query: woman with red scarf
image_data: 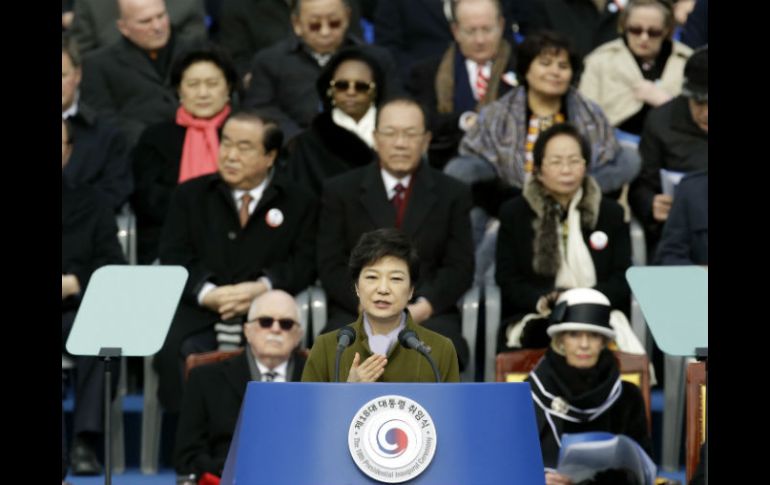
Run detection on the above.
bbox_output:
[131,45,239,264]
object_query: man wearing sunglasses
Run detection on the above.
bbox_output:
[244,0,402,140]
[174,290,307,483]
[407,0,518,170]
[629,46,708,261]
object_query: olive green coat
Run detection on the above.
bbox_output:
[301,313,460,383]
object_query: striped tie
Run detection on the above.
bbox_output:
[476,64,488,101]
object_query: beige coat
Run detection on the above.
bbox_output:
[579,38,692,126]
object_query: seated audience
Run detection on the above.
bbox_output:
[495,124,642,357]
[153,111,317,414]
[316,97,473,370]
[408,0,518,170]
[131,45,239,264]
[303,228,461,382]
[629,46,707,259]
[80,0,201,147]
[243,0,401,140]
[448,31,639,248]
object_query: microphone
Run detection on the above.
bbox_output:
[334,326,356,382]
[398,329,441,382]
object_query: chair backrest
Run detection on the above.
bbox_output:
[184,348,244,381]
[496,349,652,432]
[184,347,312,381]
[686,361,707,483]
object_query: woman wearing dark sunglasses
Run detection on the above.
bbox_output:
[284,46,386,197]
[302,228,460,383]
[579,0,693,136]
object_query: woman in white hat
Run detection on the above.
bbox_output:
[527,288,652,485]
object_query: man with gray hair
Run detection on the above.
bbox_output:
[80,0,200,146]
[173,290,307,483]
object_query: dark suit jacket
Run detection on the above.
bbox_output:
[65,102,132,211]
[80,35,196,147]
[629,96,708,250]
[530,0,621,58]
[496,194,631,321]
[218,0,364,76]
[243,35,401,140]
[173,350,307,477]
[70,0,206,54]
[407,43,517,169]
[655,170,708,265]
[154,171,318,412]
[62,180,126,315]
[318,162,474,318]
[130,121,187,264]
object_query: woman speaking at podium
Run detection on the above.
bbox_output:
[302,228,460,383]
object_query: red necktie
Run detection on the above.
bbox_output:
[476,64,488,101]
[239,193,253,228]
[392,183,407,228]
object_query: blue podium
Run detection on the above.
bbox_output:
[222,383,545,484]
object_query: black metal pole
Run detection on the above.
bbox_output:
[99,347,121,485]
[104,356,112,485]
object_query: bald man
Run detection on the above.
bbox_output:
[80,0,201,146]
[173,290,307,481]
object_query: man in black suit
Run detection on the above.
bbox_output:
[317,97,474,370]
[154,111,317,413]
[80,0,198,147]
[243,0,401,140]
[173,290,307,483]
[62,33,132,211]
[62,119,126,476]
[408,0,518,169]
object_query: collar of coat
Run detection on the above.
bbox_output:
[435,40,514,114]
[523,175,602,228]
[523,176,602,276]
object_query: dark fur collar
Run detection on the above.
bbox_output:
[311,111,375,166]
[523,175,601,228]
[523,176,602,276]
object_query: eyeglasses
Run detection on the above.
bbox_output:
[542,157,586,169]
[307,19,344,32]
[375,129,426,142]
[249,317,298,331]
[626,25,665,38]
[330,79,376,94]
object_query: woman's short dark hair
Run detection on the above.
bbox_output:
[170,44,239,96]
[316,46,387,112]
[532,123,591,171]
[515,30,582,89]
[348,228,420,285]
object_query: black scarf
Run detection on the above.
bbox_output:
[529,347,621,422]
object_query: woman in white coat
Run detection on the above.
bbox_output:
[579,0,692,136]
